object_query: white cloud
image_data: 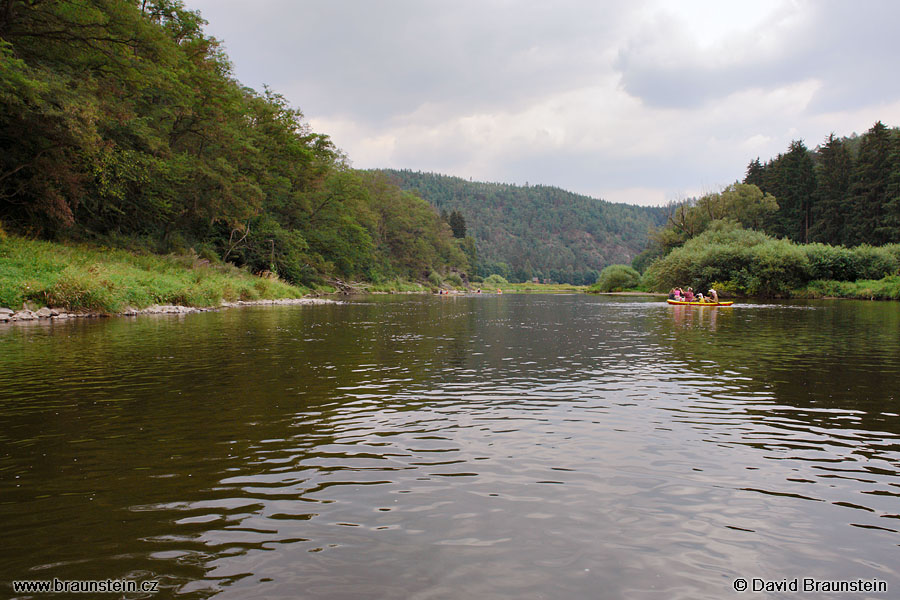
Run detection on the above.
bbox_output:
[187,0,900,205]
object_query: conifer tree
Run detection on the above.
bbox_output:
[448,210,467,238]
[812,134,854,245]
[882,129,900,242]
[849,122,895,244]
[744,158,765,188]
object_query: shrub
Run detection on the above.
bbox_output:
[483,274,508,286]
[643,223,805,296]
[851,245,898,280]
[427,270,443,287]
[444,272,464,288]
[592,264,641,292]
[804,244,857,281]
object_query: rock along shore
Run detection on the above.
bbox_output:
[0,297,336,325]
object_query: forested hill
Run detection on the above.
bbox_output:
[378,170,666,284]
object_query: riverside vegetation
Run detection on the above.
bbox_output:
[0,0,469,312]
[0,234,311,315]
[604,123,900,299]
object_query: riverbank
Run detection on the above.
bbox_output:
[0,235,320,316]
[0,297,336,324]
[0,236,594,327]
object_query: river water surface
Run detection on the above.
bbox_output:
[1,294,898,599]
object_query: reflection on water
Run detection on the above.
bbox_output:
[0,295,898,599]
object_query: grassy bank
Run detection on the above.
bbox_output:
[793,276,900,300]
[0,235,310,312]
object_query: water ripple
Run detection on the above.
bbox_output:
[0,296,898,599]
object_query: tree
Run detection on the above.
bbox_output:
[448,209,466,238]
[811,133,853,245]
[884,131,900,239]
[744,158,765,188]
[718,183,778,231]
[848,121,896,245]
[776,140,817,242]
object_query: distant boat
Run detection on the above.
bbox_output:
[666,299,734,306]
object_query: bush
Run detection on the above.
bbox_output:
[805,244,857,281]
[427,270,443,287]
[483,274,508,285]
[592,264,641,292]
[643,222,805,296]
[445,272,464,288]
[851,245,898,280]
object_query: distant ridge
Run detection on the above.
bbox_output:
[377,169,666,284]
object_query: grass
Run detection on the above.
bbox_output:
[0,235,309,312]
[793,276,900,301]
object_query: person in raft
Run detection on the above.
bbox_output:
[683,287,695,302]
[708,289,719,303]
[668,288,678,300]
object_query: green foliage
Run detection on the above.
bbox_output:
[0,0,464,287]
[379,170,666,284]
[590,264,642,292]
[651,184,777,252]
[444,272,464,288]
[427,270,443,287]
[483,274,509,286]
[447,210,467,238]
[631,247,662,273]
[804,243,899,281]
[643,222,900,297]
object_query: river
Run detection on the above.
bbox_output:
[1,294,898,599]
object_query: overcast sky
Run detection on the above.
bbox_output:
[184,0,900,206]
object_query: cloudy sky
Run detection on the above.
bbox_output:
[185,0,900,206]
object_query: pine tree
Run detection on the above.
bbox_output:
[760,141,816,242]
[882,130,900,242]
[448,210,467,238]
[744,158,765,187]
[811,134,853,245]
[848,122,895,245]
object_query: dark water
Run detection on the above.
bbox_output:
[0,295,898,599]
